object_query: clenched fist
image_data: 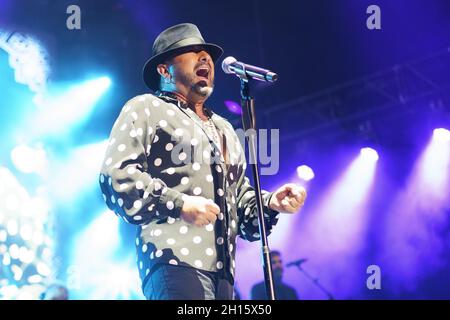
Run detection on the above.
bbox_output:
[180,195,220,227]
[269,183,307,214]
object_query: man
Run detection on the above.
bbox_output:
[99,23,306,300]
[251,250,298,300]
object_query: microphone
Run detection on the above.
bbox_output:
[286,258,308,268]
[222,56,278,82]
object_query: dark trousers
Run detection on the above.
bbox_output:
[143,264,234,300]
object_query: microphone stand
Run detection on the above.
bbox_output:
[294,264,334,300]
[239,78,276,300]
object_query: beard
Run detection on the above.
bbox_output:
[178,71,214,99]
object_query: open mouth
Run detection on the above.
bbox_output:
[195,67,210,80]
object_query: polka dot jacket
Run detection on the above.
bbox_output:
[99,92,280,290]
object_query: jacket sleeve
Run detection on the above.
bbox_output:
[99,95,184,225]
[235,163,280,242]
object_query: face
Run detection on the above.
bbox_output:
[158,47,215,101]
[271,254,284,282]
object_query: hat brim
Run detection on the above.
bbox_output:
[143,43,223,91]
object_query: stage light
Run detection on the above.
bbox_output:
[433,128,450,142]
[224,100,242,115]
[296,165,315,181]
[10,144,47,174]
[48,140,108,201]
[31,76,111,137]
[360,147,379,162]
[0,30,50,94]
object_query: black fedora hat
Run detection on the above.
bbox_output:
[143,23,224,91]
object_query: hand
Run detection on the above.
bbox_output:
[180,195,220,227]
[269,183,307,214]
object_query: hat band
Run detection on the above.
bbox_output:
[164,37,206,52]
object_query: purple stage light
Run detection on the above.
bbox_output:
[296,165,315,181]
[433,128,450,142]
[224,100,242,115]
[360,147,379,162]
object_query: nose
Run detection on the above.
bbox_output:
[199,51,213,64]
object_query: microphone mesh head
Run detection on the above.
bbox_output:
[221,56,237,74]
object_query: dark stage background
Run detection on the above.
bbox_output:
[0,0,449,299]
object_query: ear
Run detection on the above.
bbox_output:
[157,63,170,79]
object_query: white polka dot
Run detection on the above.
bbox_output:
[253,233,260,238]
[167,109,175,116]
[165,143,173,151]
[142,244,148,253]
[153,135,159,143]
[217,237,224,245]
[205,224,214,232]
[167,217,176,224]
[130,153,138,160]
[166,238,176,245]
[136,181,144,190]
[179,226,188,234]
[205,248,214,256]
[153,229,162,237]
[181,177,189,185]
[145,108,150,116]
[145,268,150,276]
[194,260,203,268]
[230,172,234,180]
[180,248,189,255]
[229,244,234,252]
[182,119,190,126]
[155,249,163,257]
[216,165,222,173]
[218,212,224,220]
[167,167,175,175]
[217,188,224,196]
[216,261,223,269]
[152,99,160,107]
[131,112,138,120]
[192,162,201,171]
[159,120,167,127]
[150,252,154,259]
[148,127,154,135]
[133,200,142,209]
[105,158,112,166]
[109,138,116,146]
[203,150,210,159]
[154,158,162,166]
[135,238,140,246]
[139,261,143,269]
[127,167,136,175]
[117,198,124,206]
[169,259,178,265]
[154,182,162,191]
[191,138,199,146]
[193,187,202,195]
[244,208,251,216]
[166,201,174,210]
[232,220,237,228]
[252,219,259,227]
[133,215,142,221]
[118,144,126,152]
[129,130,137,138]
[136,128,143,136]
[174,128,183,136]
[206,175,213,182]
[120,123,127,131]
[178,152,187,161]
[193,236,202,244]
[119,183,128,190]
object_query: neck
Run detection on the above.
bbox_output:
[165,90,208,120]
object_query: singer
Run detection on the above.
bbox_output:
[99,23,307,300]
